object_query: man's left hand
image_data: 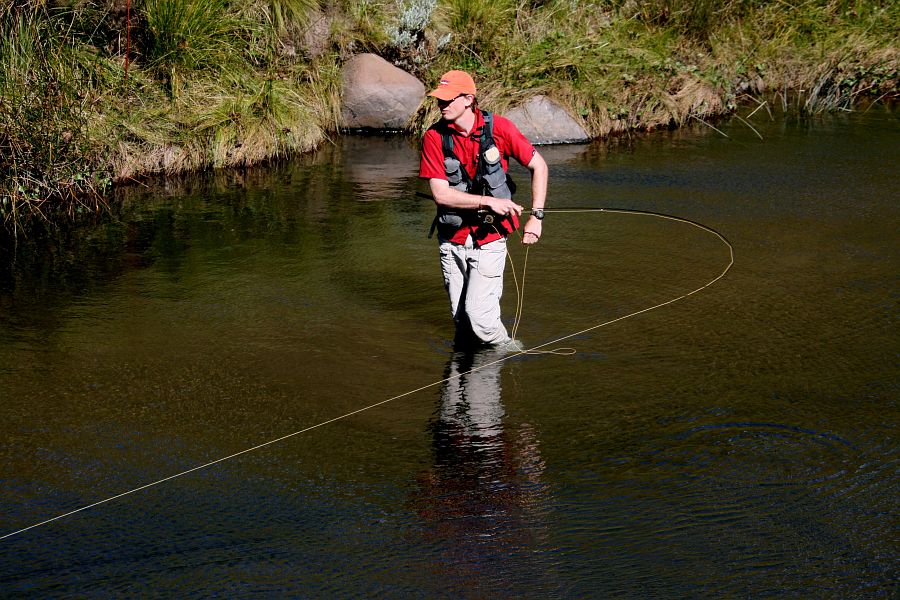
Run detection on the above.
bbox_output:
[523,217,542,245]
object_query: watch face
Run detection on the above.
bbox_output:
[533,209,544,220]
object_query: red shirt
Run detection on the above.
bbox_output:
[419,109,536,245]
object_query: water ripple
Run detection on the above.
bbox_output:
[664,421,857,487]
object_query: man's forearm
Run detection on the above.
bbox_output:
[528,153,549,210]
[429,182,485,210]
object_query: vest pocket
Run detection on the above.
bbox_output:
[481,161,515,199]
[435,210,462,240]
[444,157,464,186]
[438,211,463,227]
[483,168,508,195]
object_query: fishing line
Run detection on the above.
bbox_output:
[504,225,573,355]
[509,243,530,342]
[505,206,735,354]
[1,207,733,542]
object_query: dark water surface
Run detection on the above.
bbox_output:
[1,108,898,597]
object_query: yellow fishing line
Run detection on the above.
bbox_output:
[1,207,733,541]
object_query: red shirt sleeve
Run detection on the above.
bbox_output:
[419,129,446,180]
[492,114,536,169]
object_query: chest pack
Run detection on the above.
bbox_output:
[431,111,516,239]
[442,111,513,199]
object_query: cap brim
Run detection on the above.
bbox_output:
[428,88,460,101]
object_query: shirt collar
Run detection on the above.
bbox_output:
[446,108,484,137]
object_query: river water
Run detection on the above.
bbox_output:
[1,107,897,596]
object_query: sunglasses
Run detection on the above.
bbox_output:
[437,94,470,108]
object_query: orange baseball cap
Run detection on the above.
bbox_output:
[428,70,477,100]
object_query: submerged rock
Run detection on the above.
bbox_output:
[505,95,591,144]
[340,54,425,130]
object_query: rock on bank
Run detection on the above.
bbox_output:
[340,53,589,144]
[341,54,425,130]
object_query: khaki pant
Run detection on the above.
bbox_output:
[439,235,510,345]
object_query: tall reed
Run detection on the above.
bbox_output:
[0,5,111,235]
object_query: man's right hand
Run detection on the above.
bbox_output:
[482,196,523,217]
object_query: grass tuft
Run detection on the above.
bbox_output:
[140,0,242,94]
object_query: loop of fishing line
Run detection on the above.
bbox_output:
[1,207,733,542]
[505,222,575,356]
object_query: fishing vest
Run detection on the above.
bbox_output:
[431,111,516,239]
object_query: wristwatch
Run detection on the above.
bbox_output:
[532,209,545,220]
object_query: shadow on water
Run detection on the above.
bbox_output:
[0,109,897,596]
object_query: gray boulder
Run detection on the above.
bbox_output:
[505,95,590,144]
[341,54,425,130]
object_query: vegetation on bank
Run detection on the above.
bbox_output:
[1,0,897,235]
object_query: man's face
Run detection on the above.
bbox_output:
[437,94,473,121]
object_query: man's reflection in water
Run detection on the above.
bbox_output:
[410,347,553,594]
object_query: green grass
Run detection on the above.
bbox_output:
[0,5,113,234]
[141,0,242,95]
[0,0,896,238]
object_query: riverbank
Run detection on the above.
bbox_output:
[1,0,897,237]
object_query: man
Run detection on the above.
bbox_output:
[419,70,549,348]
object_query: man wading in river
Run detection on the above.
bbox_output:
[419,70,549,349]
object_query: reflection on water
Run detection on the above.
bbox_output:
[0,109,897,596]
[341,135,422,202]
[411,349,553,596]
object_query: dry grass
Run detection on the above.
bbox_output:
[1,0,897,237]
[420,0,896,135]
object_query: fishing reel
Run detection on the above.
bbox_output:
[477,210,496,225]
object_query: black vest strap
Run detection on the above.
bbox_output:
[440,112,494,194]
